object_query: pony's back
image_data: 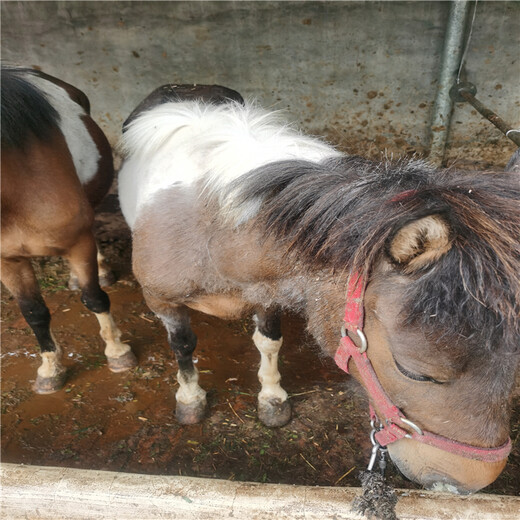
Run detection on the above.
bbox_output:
[118,100,341,229]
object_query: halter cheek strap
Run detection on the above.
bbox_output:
[334,273,512,464]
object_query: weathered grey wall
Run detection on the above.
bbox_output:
[2,1,519,164]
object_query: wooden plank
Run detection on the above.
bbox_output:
[1,463,518,520]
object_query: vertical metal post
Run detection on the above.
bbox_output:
[428,1,472,166]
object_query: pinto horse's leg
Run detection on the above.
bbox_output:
[253,307,291,427]
[1,257,66,393]
[158,305,207,425]
[66,232,136,372]
[96,248,117,287]
[68,244,115,290]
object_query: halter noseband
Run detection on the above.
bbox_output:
[334,273,512,464]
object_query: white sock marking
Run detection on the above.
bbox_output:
[175,367,207,406]
[253,328,287,403]
[95,312,131,359]
[37,339,64,379]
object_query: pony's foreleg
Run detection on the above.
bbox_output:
[158,305,207,425]
[66,232,136,372]
[68,244,115,289]
[1,258,66,393]
[253,307,291,427]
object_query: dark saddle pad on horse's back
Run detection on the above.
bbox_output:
[123,84,245,131]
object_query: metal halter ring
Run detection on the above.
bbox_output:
[340,326,368,353]
[401,417,424,436]
[356,329,368,353]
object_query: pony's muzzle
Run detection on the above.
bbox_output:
[387,438,508,494]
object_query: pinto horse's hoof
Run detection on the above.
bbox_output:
[176,400,207,425]
[107,351,137,373]
[258,398,291,427]
[32,370,67,394]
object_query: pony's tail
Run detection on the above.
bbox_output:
[1,66,60,149]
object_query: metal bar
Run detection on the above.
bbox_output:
[457,88,520,147]
[429,1,472,166]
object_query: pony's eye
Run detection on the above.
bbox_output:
[394,359,445,384]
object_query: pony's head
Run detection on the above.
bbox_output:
[360,205,518,492]
[229,156,520,492]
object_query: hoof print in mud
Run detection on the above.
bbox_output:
[107,351,138,373]
[258,398,291,427]
[176,400,207,425]
[32,370,67,395]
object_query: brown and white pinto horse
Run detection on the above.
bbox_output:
[1,66,136,393]
[118,85,520,493]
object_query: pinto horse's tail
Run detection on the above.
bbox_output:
[1,66,60,149]
[123,84,244,132]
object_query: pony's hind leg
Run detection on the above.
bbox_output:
[158,305,207,425]
[1,258,66,393]
[68,245,115,289]
[253,307,291,427]
[96,248,117,287]
[66,232,136,372]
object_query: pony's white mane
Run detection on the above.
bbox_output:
[118,100,340,229]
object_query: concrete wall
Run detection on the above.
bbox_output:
[2,1,519,164]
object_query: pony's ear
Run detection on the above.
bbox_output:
[388,215,452,272]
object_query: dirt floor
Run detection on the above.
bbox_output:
[1,151,520,497]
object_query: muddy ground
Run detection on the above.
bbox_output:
[1,147,519,497]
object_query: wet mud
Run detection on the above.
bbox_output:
[1,193,519,495]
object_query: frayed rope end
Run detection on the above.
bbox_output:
[351,470,399,520]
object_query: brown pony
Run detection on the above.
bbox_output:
[1,66,136,393]
[118,85,520,493]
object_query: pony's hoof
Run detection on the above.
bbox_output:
[176,400,206,425]
[258,398,291,427]
[107,351,137,373]
[99,270,117,287]
[32,370,67,394]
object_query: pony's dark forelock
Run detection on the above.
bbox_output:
[225,156,520,353]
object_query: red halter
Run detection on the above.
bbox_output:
[334,273,512,463]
